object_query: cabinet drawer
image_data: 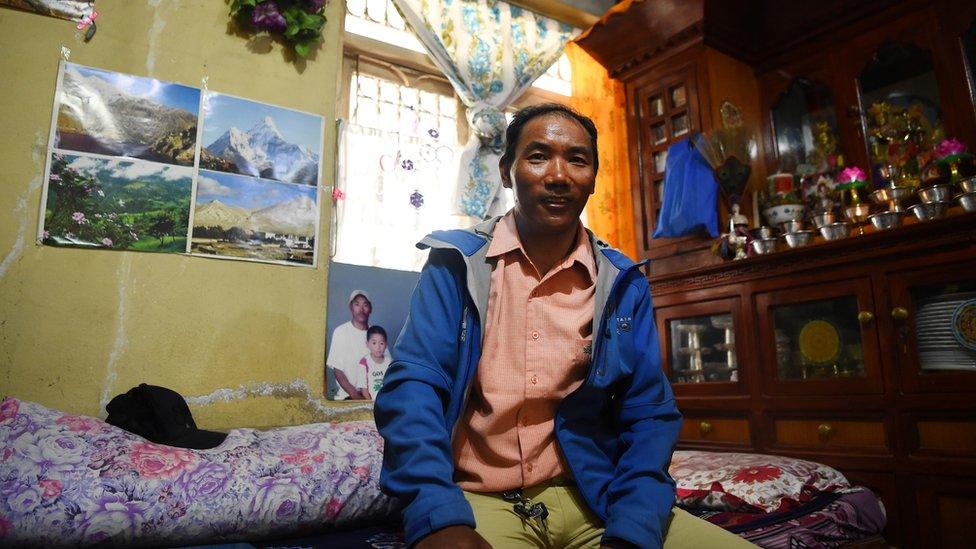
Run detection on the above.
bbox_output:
[679,417,751,444]
[912,420,976,458]
[770,418,889,453]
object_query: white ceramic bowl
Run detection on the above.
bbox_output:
[763,204,805,227]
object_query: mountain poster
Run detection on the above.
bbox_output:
[55,63,201,167]
[200,92,323,186]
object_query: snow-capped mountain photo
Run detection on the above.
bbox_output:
[191,170,319,266]
[55,63,201,167]
[201,92,323,186]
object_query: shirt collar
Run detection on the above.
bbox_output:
[487,210,597,282]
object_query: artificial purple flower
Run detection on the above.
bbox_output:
[72,212,87,224]
[252,2,287,32]
[101,238,113,247]
[410,190,424,209]
[306,0,327,12]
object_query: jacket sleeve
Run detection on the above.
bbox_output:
[373,249,475,545]
[601,280,682,548]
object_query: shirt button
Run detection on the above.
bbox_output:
[531,331,539,340]
[526,463,534,472]
[531,376,538,385]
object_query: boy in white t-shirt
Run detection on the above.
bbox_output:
[359,325,391,401]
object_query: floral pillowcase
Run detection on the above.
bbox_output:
[669,450,850,513]
[0,397,397,547]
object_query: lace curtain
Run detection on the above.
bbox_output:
[391,0,577,219]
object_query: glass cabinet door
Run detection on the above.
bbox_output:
[656,298,746,396]
[770,77,839,174]
[857,41,945,186]
[889,261,976,393]
[756,278,883,395]
[668,313,738,384]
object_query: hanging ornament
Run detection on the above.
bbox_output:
[409,189,425,209]
[332,187,345,201]
[400,158,415,171]
[428,128,440,140]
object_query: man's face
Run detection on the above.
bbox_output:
[502,112,596,236]
[367,334,387,358]
[349,296,371,325]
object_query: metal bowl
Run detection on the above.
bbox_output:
[779,219,804,234]
[811,211,836,229]
[871,186,914,204]
[868,210,903,231]
[909,201,948,222]
[957,191,976,212]
[959,176,976,193]
[783,230,815,248]
[844,203,872,225]
[918,184,952,203]
[750,237,778,255]
[749,226,774,240]
[819,221,851,241]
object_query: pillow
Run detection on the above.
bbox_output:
[668,450,849,513]
[0,396,396,547]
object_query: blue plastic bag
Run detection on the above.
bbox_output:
[651,139,719,239]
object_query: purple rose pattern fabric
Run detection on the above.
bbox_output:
[0,397,396,547]
[669,450,850,513]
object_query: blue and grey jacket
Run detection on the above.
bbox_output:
[374,217,682,548]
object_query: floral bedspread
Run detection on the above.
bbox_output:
[670,450,850,513]
[0,397,396,547]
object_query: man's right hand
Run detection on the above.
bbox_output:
[415,526,492,548]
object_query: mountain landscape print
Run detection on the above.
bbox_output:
[201,92,323,186]
[55,63,201,167]
[191,170,318,266]
[42,152,193,252]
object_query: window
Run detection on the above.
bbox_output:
[334,0,577,271]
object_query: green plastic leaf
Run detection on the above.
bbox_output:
[295,41,310,57]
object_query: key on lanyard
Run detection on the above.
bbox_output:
[503,489,549,532]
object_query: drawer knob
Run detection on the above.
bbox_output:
[857,311,874,324]
[699,421,712,435]
[818,423,834,439]
[891,307,909,321]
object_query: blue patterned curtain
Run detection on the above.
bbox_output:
[392,0,576,218]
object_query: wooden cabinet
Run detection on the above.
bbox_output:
[649,212,976,547]
[576,2,976,545]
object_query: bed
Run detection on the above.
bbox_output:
[0,396,886,548]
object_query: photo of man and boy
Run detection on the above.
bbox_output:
[325,290,391,400]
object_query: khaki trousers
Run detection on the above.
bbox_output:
[463,480,757,548]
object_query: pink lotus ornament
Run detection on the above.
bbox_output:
[837,166,868,187]
[935,138,968,160]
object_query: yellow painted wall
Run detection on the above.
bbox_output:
[0,1,366,429]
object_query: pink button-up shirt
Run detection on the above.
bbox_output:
[453,212,596,492]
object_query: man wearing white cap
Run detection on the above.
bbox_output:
[328,290,388,399]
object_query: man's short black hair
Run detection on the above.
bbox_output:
[500,103,599,173]
[367,325,387,341]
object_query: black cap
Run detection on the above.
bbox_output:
[105,384,227,450]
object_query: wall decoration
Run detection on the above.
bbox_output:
[190,170,318,266]
[55,63,201,167]
[42,152,192,252]
[39,61,325,267]
[324,262,419,400]
[200,91,323,186]
[0,0,93,21]
[228,0,329,58]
